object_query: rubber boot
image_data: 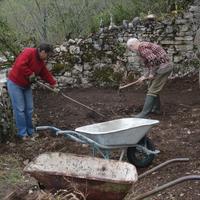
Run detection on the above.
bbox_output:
[135,95,156,118]
[151,95,161,114]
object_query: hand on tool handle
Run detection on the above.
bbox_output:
[51,84,60,93]
[137,75,154,84]
[118,76,151,91]
[137,76,146,84]
[29,73,37,84]
[36,80,59,93]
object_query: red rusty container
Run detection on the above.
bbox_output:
[24,152,138,200]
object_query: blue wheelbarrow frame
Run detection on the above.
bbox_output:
[36,118,160,167]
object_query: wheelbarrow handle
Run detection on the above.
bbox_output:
[36,126,120,159]
[36,126,61,134]
[57,130,111,149]
[36,126,115,149]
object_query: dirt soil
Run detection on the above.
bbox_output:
[1,75,200,200]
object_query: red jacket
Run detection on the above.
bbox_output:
[8,48,56,87]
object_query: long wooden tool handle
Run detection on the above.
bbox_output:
[118,80,139,90]
[36,80,56,93]
[60,93,105,118]
[36,80,105,118]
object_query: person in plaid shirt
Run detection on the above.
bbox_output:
[127,38,173,118]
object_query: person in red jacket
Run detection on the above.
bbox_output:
[7,43,58,140]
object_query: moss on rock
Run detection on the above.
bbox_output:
[91,66,123,87]
[127,71,138,82]
[51,63,66,74]
[112,71,123,83]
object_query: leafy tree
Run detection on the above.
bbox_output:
[0,0,194,45]
[0,17,19,61]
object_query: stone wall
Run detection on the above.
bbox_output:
[50,3,200,88]
[1,1,200,141]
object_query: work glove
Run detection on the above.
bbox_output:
[137,76,146,84]
[51,84,60,93]
[29,73,37,84]
[148,74,154,80]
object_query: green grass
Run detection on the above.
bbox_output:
[0,154,23,184]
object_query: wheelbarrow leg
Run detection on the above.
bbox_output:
[119,149,126,161]
[91,145,110,159]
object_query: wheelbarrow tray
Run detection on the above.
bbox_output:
[24,152,137,200]
[75,118,159,146]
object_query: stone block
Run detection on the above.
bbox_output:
[175,36,193,41]
[175,19,188,24]
[175,44,194,51]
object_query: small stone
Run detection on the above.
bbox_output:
[180,193,184,197]
[9,143,16,147]
[23,159,30,165]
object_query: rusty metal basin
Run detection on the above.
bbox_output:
[24,152,138,200]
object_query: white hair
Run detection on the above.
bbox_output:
[127,38,139,48]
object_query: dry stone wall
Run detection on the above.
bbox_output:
[50,3,200,88]
[0,1,200,141]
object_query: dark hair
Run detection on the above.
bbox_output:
[38,43,53,53]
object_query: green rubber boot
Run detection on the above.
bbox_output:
[135,95,156,118]
[151,95,161,114]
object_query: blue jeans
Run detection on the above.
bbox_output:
[7,79,34,137]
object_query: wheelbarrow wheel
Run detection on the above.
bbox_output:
[127,136,155,168]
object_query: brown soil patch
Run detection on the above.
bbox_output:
[1,75,200,199]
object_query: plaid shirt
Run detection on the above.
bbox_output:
[138,42,170,77]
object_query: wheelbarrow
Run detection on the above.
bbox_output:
[24,153,200,200]
[35,118,160,168]
[24,152,138,200]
